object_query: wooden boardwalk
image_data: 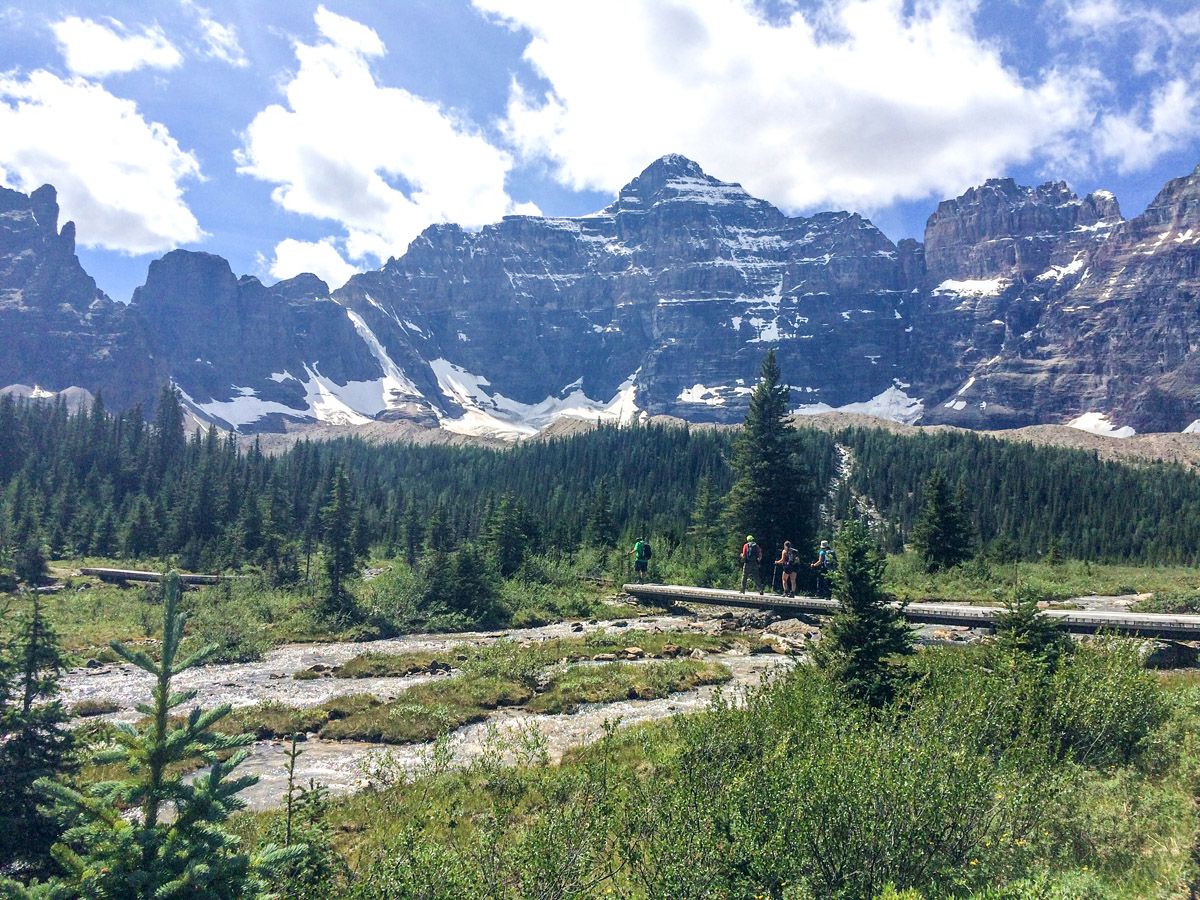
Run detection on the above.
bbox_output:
[80,567,244,585]
[623,583,1200,641]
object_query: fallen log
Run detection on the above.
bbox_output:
[79,567,245,586]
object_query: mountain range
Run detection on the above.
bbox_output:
[3,153,1199,439]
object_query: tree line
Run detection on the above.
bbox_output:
[4,373,1200,582]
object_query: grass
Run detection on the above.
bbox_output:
[329,650,452,679]
[885,553,1200,605]
[226,646,1200,898]
[527,659,731,714]
[69,697,121,718]
[226,635,734,745]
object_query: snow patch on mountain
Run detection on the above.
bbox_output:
[793,386,924,425]
[430,359,640,440]
[1067,412,1135,438]
[933,278,1007,297]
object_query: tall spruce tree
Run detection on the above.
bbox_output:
[0,595,74,875]
[319,468,361,625]
[583,478,617,549]
[724,350,813,568]
[909,469,974,572]
[816,520,913,706]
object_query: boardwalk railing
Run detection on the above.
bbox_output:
[623,583,1200,642]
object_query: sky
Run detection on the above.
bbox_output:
[0,0,1197,302]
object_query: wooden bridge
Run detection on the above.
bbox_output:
[623,583,1200,642]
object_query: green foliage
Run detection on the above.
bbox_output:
[838,425,1200,564]
[817,520,913,706]
[318,468,362,626]
[0,595,74,875]
[262,737,346,898]
[13,540,47,587]
[724,350,818,567]
[994,584,1071,664]
[910,469,975,572]
[38,573,297,898]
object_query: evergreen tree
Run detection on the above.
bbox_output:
[994,584,1070,664]
[485,494,527,577]
[724,350,814,566]
[151,384,186,478]
[910,469,974,572]
[0,595,74,875]
[686,473,722,559]
[13,538,47,586]
[583,478,617,549]
[318,468,361,625]
[816,520,913,706]
[37,573,295,897]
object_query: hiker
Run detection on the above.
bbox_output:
[629,537,652,582]
[775,540,798,597]
[811,539,836,599]
[740,535,764,594]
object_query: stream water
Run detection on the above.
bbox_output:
[60,613,791,810]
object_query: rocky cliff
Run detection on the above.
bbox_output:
[0,185,161,410]
[3,156,1199,438]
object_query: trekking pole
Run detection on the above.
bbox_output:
[772,564,779,593]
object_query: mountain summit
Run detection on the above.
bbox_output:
[3,156,1200,437]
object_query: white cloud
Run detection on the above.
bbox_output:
[181,0,248,68]
[1055,0,1200,171]
[51,15,182,78]
[1098,78,1200,173]
[266,237,357,289]
[235,5,532,267]
[0,70,203,254]
[474,0,1097,211]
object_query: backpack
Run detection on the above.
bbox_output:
[640,542,652,560]
[784,547,797,566]
[821,548,837,570]
[744,541,761,562]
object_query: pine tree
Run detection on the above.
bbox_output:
[0,595,74,875]
[13,537,47,586]
[994,583,1070,664]
[686,473,722,558]
[909,469,974,572]
[583,478,617,549]
[485,494,527,577]
[151,383,186,478]
[37,573,296,897]
[724,350,814,567]
[319,468,361,625]
[816,520,913,706]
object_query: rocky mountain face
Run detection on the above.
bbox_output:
[3,156,1200,437]
[0,185,161,410]
[914,167,1200,433]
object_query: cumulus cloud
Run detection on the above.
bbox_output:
[474,0,1100,211]
[1056,0,1200,171]
[1098,78,1200,173]
[236,5,531,270]
[51,15,183,78]
[181,0,248,67]
[266,237,358,289]
[0,70,203,254]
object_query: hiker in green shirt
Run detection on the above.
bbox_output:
[630,537,652,582]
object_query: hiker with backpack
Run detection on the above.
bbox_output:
[629,537,652,582]
[811,539,836,599]
[740,535,764,594]
[775,540,799,597]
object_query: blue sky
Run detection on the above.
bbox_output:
[1,0,1197,301]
